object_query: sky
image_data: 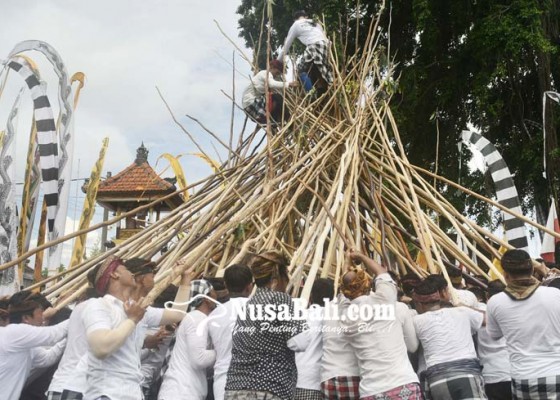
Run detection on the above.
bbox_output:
[0,1,543,272]
[0,0,256,265]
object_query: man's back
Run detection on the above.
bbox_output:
[487,286,560,379]
[208,297,248,399]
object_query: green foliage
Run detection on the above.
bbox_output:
[236,0,560,226]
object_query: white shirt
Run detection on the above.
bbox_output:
[487,287,560,380]
[158,310,216,400]
[82,295,164,400]
[413,306,483,368]
[241,70,290,109]
[295,306,324,390]
[0,321,68,400]
[49,299,92,394]
[395,302,419,353]
[278,18,328,59]
[340,274,419,396]
[208,297,249,400]
[320,295,359,382]
[476,303,510,384]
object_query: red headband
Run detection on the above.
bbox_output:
[95,257,123,296]
[413,291,441,304]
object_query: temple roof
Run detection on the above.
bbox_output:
[96,143,183,211]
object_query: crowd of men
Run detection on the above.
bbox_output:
[1,247,560,400]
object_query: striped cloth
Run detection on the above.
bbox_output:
[512,375,560,399]
[7,58,59,232]
[47,390,83,400]
[461,130,528,250]
[245,95,267,124]
[320,376,360,400]
[298,41,333,86]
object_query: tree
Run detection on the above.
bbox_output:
[236,0,560,227]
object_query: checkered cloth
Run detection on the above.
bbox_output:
[361,383,424,400]
[47,390,83,400]
[245,95,267,124]
[298,41,333,85]
[225,390,282,400]
[189,279,214,310]
[512,375,560,399]
[294,388,322,400]
[320,376,360,400]
[427,374,486,399]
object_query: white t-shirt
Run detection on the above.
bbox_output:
[208,297,249,400]
[158,310,216,400]
[295,306,324,391]
[340,274,419,396]
[413,306,483,369]
[476,303,510,384]
[320,295,359,382]
[0,321,68,400]
[49,299,92,394]
[487,287,560,380]
[241,70,290,109]
[395,302,419,353]
[82,295,164,400]
[278,18,328,59]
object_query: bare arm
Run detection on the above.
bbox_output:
[348,250,387,276]
[161,268,195,325]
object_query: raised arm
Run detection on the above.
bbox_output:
[160,267,195,325]
[348,250,387,277]
[85,300,146,359]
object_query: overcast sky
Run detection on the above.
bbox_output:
[0,0,256,264]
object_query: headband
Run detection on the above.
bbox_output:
[95,256,123,295]
[412,291,441,304]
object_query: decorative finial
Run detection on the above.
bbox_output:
[135,142,149,165]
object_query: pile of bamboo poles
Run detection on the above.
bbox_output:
[2,23,559,309]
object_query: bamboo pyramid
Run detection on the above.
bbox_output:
[3,24,558,309]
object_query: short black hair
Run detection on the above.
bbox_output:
[8,290,47,324]
[414,279,440,299]
[425,274,448,291]
[293,10,308,19]
[153,285,179,308]
[446,266,462,278]
[487,280,506,298]
[224,264,253,293]
[48,307,72,326]
[501,249,532,274]
[124,258,156,276]
[205,277,230,303]
[468,286,486,303]
[310,278,334,306]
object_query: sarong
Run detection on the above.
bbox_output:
[512,375,560,399]
[424,358,487,400]
[360,382,424,400]
[320,376,360,400]
[298,41,333,85]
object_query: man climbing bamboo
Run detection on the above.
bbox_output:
[277,10,333,95]
[242,60,298,126]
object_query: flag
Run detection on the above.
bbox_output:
[541,200,559,263]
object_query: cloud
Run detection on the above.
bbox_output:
[0,1,259,270]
